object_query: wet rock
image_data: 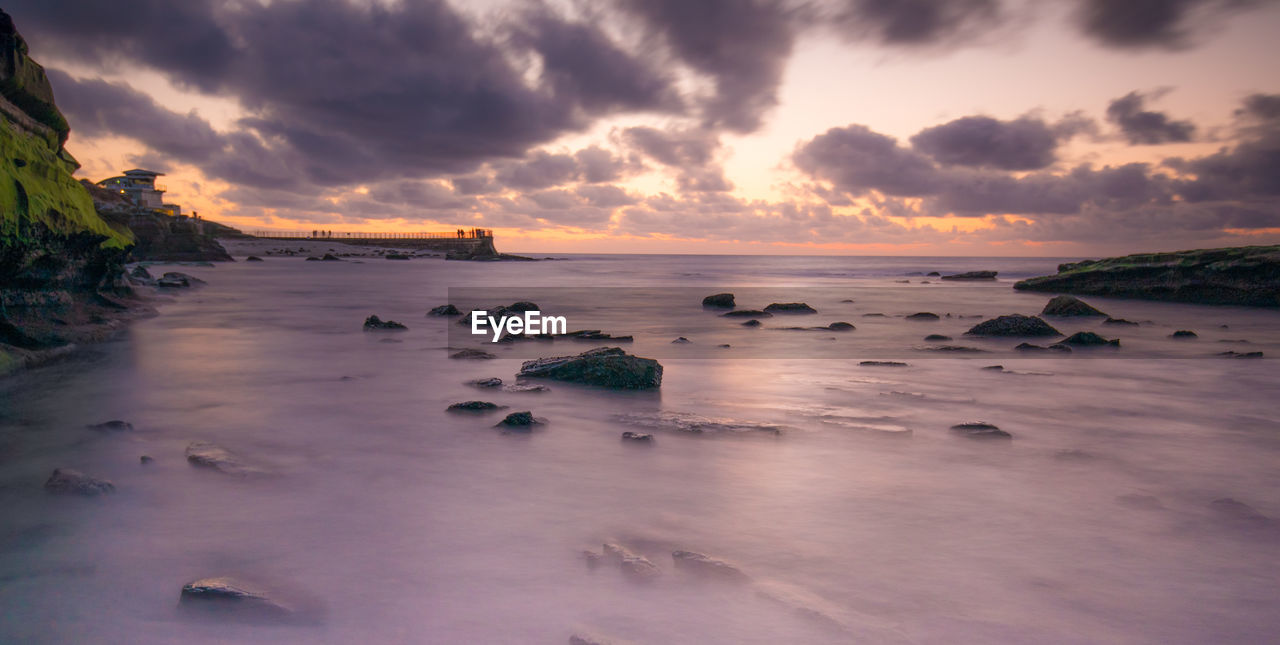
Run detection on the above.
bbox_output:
[427,304,461,316]
[924,334,952,341]
[44,468,114,496]
[941,270,997,281]
[723,309,772,318]
[1170,330,1198,338]
[839,298,855,303]
[496,411,538,429]
[1014,342,1049,351]
[764,302,817,314]
[156,275,190,288]
[130,265,153,280]
[602,543,660,582]
[87,420,133,432]
[981,365,1004,371]
[717,344,731,348]
[827,322,855,331]
[859,360,907,367]
[1048,343,1074,352]
[447,401,502,412]
[504,383,550,392]
[671,337,691,344]
[965,314,1061,337]
[925,345,985,352]
[671,550,749,583]
[450,348,496,360]
[245,255,264,262]
[1219,350,1264,358]
[950,421,1012,439]
[1041,295,1107,317]
[518,347,662,390]
[179,577,299,622]
[140,455,154,465]
[741,319,762,327]
[1103,317,1138,325]
[861,313,886,317]
[363,315,407,331]
[320,253,342,261]
[621,431,653,442]
[468,377,503,388]
[927,271,941,276]
[701,293,735,308]
[185,441,259,477]
[385,253,410,260]
[905,312,939,320]
[1061,331,1119,346]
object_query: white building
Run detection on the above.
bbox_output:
[96,169,174,212]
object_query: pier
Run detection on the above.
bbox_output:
[251,229,498,255]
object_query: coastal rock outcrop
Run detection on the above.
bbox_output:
[1013,246,1280,306]
[965,314,1061,337]
[764,302,817,314]
[1060,331,1119,346]
[447,401,502,412]
[671,550,749,583]
[518,347,662,390]
[905,312,939,320]
[941,270,997,281]
[44,468,114,495]
[702,293,735,308]
[179,577,304,623]
[427,304,460,316]
[363,315,407,331]
[602,543,660,582]
[1041,295,1107,317]
[950,422,1012,439]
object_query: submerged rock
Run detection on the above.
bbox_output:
[363,315,407,331]
[671,337,691,344]
[185,441,260,477]
[1041,295,1107,317]
[905,312,939,320]
[741,319,763,327]
[860,360,907,367]
[245,255,264,262]
[950,421,1012,439]
[723,309,772,318]
[86,420,133,432]
[1103,317,1139,325]
[621,431,653,442]
[965,314,1061,337]
[518,347,662,390]
[44,468,114,496]
[925,345,985,352]
[924,334,952,341]
[1061,331,1119,346]
[764,302,817,314]
[468,377,503,388]
[385,253,410,260]
[826,322,855,331]
[427,304,461,316]
[1219,350,1264,358]
[447,401,502,412]
[179,577,300,622]
[941,270,997,281]
[496,411,538,429]
[1170,330,1198,338]
[602,543,660,582]
[702,293,735,308]
[671,550,749,583]
[140,455,154,465]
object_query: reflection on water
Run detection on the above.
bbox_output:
[1,254,1279,644]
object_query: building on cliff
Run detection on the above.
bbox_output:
[96,168,182,215]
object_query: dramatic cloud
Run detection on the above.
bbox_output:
[831,0,1005,47]
[793,125,942,197]
[1075,0,1265,50]
[909,116,1061,170]
[617,0,797,133]
[1106,91,1197,144]
[623,126,733,192]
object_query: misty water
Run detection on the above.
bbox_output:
[2,252,1279,644]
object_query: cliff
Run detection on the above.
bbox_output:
[0,10,138,373]
[1013,246,1280,306]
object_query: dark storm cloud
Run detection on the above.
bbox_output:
[793,125,942,196]
[909,116,1060,170]
[1106,91,1197,144]
[622,126,733,193]
[1235,93,1280,123]
[616,0,797,133]
[47,69,225,162]
[831,0,1004,47]
[1167,134,1280,202]
[494,152,581,190]
[1075,0,1265,50]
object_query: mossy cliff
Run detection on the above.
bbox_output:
[1,10,137,373]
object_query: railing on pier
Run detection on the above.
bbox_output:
[251,229,492,240]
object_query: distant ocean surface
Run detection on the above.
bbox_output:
[2,249,1278,644]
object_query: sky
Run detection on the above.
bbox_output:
[7,0,1280,255]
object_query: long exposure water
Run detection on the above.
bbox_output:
[2,250,1278,644]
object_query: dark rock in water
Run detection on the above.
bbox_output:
[363,315,407,331]
[518,347,662,390]
[496,411,537,428]
[602,543,660,582]
[87,420,132,432]
[1170,330,1198,338]
[451,348,495,360]
[157,271,204,288]
[723,309,772,318]
[717,344,731,348]
[860,360,907,367]
[1103,317,1138,325]
[981,365,1004,371]
[924,334,952,341]
[245,256,264,262]
[741,319,762,327]
[861,313,886,318]
[965,314,1061,337]
[950,422,1012,439]
[764,302,817,314]
[926,345,986,352]
[827,322,855,331]
[508,301,541,312]
[468,377,503,388]
[839,298,855,303]
[130,265,153,279]
[621,431,653,442]
[941,270,997,281]
[671,337,691,344]
[1014,245,1280,306]
[44,468,114,495]
[185,441,260,477]
[320,253,342,262]
[504,383,549,392]
[702,293,735,308]
[179,577,299,622]
[1219,350,1264,358]
[1210,498,1270,525]
[140,455,154,465]
[447,401,502,412]
[1041,295,1107,317]
[1014,342,1049,351]
[1048,343,1073,352]
[427,304,461,316]
[1061,331,1119,346]
[385,253,410,260]
[671,550,749,583]
[927,271,941,276]
[905,312,939,320]
[156,276,188,288]
[305,256,320,261]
